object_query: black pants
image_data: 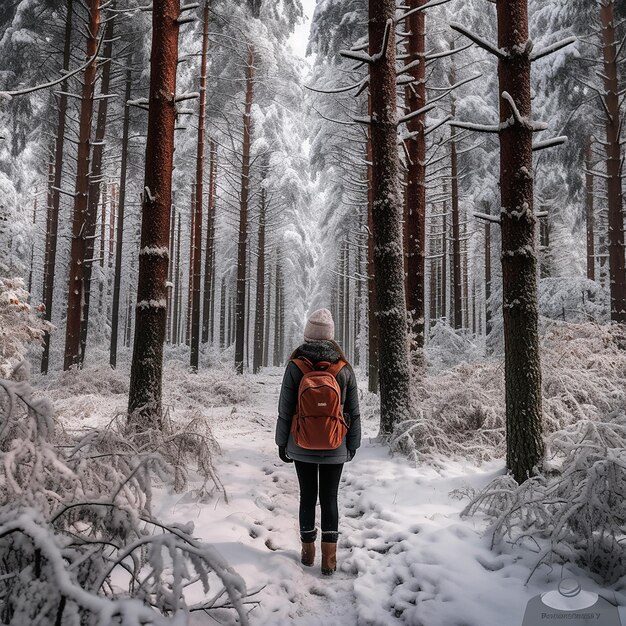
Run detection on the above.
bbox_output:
[294,460,344,544]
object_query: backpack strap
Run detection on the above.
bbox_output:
[292,357,314,375]
[324,359,347,378]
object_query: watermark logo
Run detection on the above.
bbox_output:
[522,578,622,626]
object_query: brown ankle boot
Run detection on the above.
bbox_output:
[321,541,337,575]
[301,541,315,566]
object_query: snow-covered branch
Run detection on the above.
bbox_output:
[449,22,506,59]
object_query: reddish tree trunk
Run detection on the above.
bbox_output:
[235,45,255,373]
[110,67,132,368]
[585,136,595,281]
[41,0,73,374]
[253,186,266,373]
[202,140,217,344]
[128,0,181,426]
[404,0,427,351]
[600,0,625,319]
[190,1,210,369]
[497,0,544,483]
[450,75,463,330]
[369,0,411,435]
[78,12,116,364]
[63,0,101,370]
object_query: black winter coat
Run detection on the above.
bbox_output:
[275,340,361,464]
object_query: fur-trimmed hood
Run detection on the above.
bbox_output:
[294,340,341,364]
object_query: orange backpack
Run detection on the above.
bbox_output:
[291,357,348,450]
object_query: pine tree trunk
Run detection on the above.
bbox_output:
[263,265,271,367]
[273,261,281,366]
[367,89,380,394]
[253,186,266,373]
[450,86,463,330]
[404,0,427,351]
[172,212,182,345]
[220,276,226,348]
[600,0,625,319]
[128,0,181,427]
[484,204,492,338]
[110,67,132,368]
[186,184,196,346]
[343,242,350,358]
[190,0,210,370]
[63,0,101,370]
[497,0,544,483]
[202,140,217,343]
[78,13,115,365]
[41,0,73,374]
[369,0,411,434]
[441,187,448,322]
[235,45,255,373]
[585,136,595,281]
[166,200,176,343]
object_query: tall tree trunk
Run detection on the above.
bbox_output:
[450,83,463,330]
[273,260,281,366]
[41,0,73,374]
[28,193,38,296]
[166,199,176,343]
[600,0,625,319]
[63,0,101,370]
[110,67,132,368]
[128,0,181,426]
[220,276,226,348]
[497,0,544,483]
[369,0,411,434]
[172,211,182,345]
[186,184,196,346]
[202,140,217,343]
[484,203,492,338]
[404,0,427,352]
[441,200,448,321]
[263,263,271,367]
[253,186,266,373]
[585,135,595,281]
[344,242,350,357]
[235,45,255,373]
[190,0,210,370]
[78,12,115,365]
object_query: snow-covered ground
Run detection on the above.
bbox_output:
[45,364,626,626]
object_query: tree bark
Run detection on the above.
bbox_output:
[202,140,217,343]
[128,0,181,427]
[63,0,101,370]
[253,186,266,374]
[450,77,463,330]
[484,204,492,338]
[600,0,625,320]
[173,211,182,345]
[369,0,411,435]
[78,11,115,365]
[497,0,544,483]
[404,0,427,352]
[110,67,132,368]
[235,45,255,373]
[41,0,73,375]
[585,135,595,281]
[190,2,210,369]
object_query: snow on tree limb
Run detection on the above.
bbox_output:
[532,136,568,151]
[449,22,506,59]
[530,36,577,62]
[0,36,104,100]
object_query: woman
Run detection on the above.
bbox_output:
[275,308,361,576]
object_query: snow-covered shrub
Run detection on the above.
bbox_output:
[425,320,484,371]
[461,413,626,584]
[394,321,626,466]
[0,276,50,379]
[0,379,249,625]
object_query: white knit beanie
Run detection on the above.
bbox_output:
[304,308,335,342]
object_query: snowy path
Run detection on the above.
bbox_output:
[154,371,532,626]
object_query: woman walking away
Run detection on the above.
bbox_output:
[275,308,361,576]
